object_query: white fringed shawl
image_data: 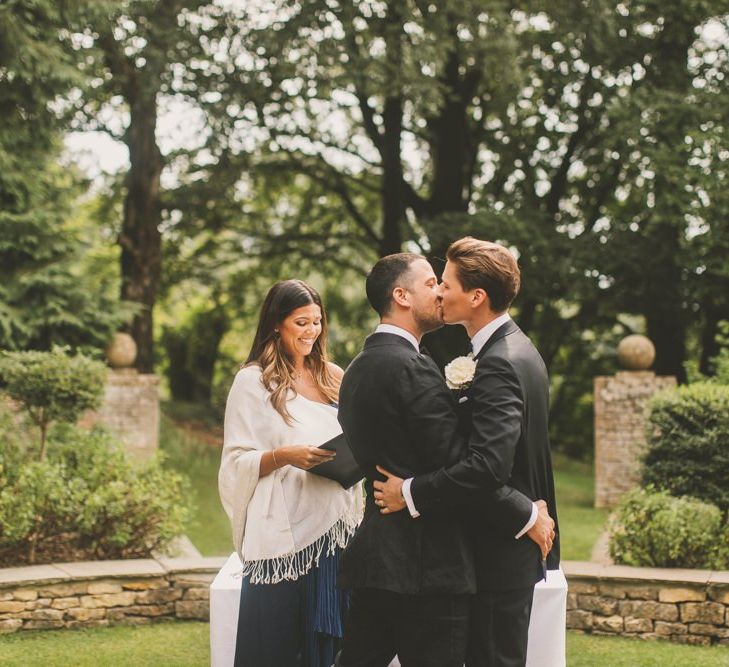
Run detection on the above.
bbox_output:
[218,365,362,584]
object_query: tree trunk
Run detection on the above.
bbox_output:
[640,11,701,384]
[119,88,163,373]
[418,46,475,366]
[426,49,470,219]
[377,1,406,256]
[38,410,48,461]
[380,95,404,256]
[699,304,721,376]
[646,302,687,381]
[28,528,39,564]
[516,297,538,336]
[164,305,229,403]
[643,221,686,381]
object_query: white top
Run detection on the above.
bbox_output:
[375,323,420,351]
[218,365,362,583]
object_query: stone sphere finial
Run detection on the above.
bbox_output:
[105,332,138,369]
[617,334,655,371]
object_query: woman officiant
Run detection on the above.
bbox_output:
[218,279,362,667]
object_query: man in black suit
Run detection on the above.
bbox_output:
[336,253,554,667]
[375,237,560,667]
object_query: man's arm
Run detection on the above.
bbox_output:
[384,354,535,537]
[400,477,535,527]
[407,354,523,511]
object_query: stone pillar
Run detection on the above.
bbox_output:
[594,336,676,508]
[81,333,160,460]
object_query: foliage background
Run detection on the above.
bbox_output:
[1,1,728,459]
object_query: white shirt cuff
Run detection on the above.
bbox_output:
[514,502,538,539]
[401,478,420,518]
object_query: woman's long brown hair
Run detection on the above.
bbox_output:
[245,280,340,424]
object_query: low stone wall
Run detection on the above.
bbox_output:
[3,557,728,648]
[0,556,225,634]
[564,561,729,646]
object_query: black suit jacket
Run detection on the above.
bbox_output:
[337,332,533,595]
[411,320,561,591]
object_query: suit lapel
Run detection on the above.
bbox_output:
[458,319,520,434]
[473,319,520,361]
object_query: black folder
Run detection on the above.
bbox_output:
[308,432,363,489]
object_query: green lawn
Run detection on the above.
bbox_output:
[0,622,209,666]
[159,412,231,557]
[1,624,727,666]
[552,453,609,561]
[567,632,729,666]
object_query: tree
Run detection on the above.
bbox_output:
[0,1,129,353]
[180,1,729,376]
[584,4,729,381]
[64,0,211,371]
[0,349,106,461]
[0,167,131,353]
[161,301,228,403]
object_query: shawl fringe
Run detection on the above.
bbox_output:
[240,512,358,585]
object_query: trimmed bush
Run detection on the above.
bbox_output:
[608,487,729,569]
[0,424,192,565]
[643,382,729,513]
[0,348,106,460]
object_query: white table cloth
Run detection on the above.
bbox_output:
[210,553,567,667]
[525,568,567,667]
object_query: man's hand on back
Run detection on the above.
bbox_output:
[373,466,406,513]
[527,499,555,559]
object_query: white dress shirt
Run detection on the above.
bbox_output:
[374,323,420,351]
[401,313,538,538]
[471,312,512,356]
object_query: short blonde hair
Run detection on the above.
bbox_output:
[446,237,520,312]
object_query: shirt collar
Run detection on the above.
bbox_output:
[375,323,420,352]
[471,313,512,357]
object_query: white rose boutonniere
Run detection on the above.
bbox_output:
[444,353,477,390]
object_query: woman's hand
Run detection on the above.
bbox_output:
[278,445,336,470]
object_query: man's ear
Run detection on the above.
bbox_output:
[470,288,488,309]
[392,286,409,308]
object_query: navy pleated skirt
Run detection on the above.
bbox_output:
[233,547,348,667]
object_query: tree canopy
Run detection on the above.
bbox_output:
[1,0,728,456]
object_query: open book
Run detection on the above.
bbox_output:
[308,432,364,489]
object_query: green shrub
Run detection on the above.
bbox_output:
[686,321,729,385]
[0,348,106,460]
[608,487,729,569]
[0,425,192,565]
[0,402,29,486]
[643,382,729,513]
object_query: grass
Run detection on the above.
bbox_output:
[1,625,727,666]
[0,622,209,666]
[566,632,729,666]
[552,452,609,561]
[159,410,231,556]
